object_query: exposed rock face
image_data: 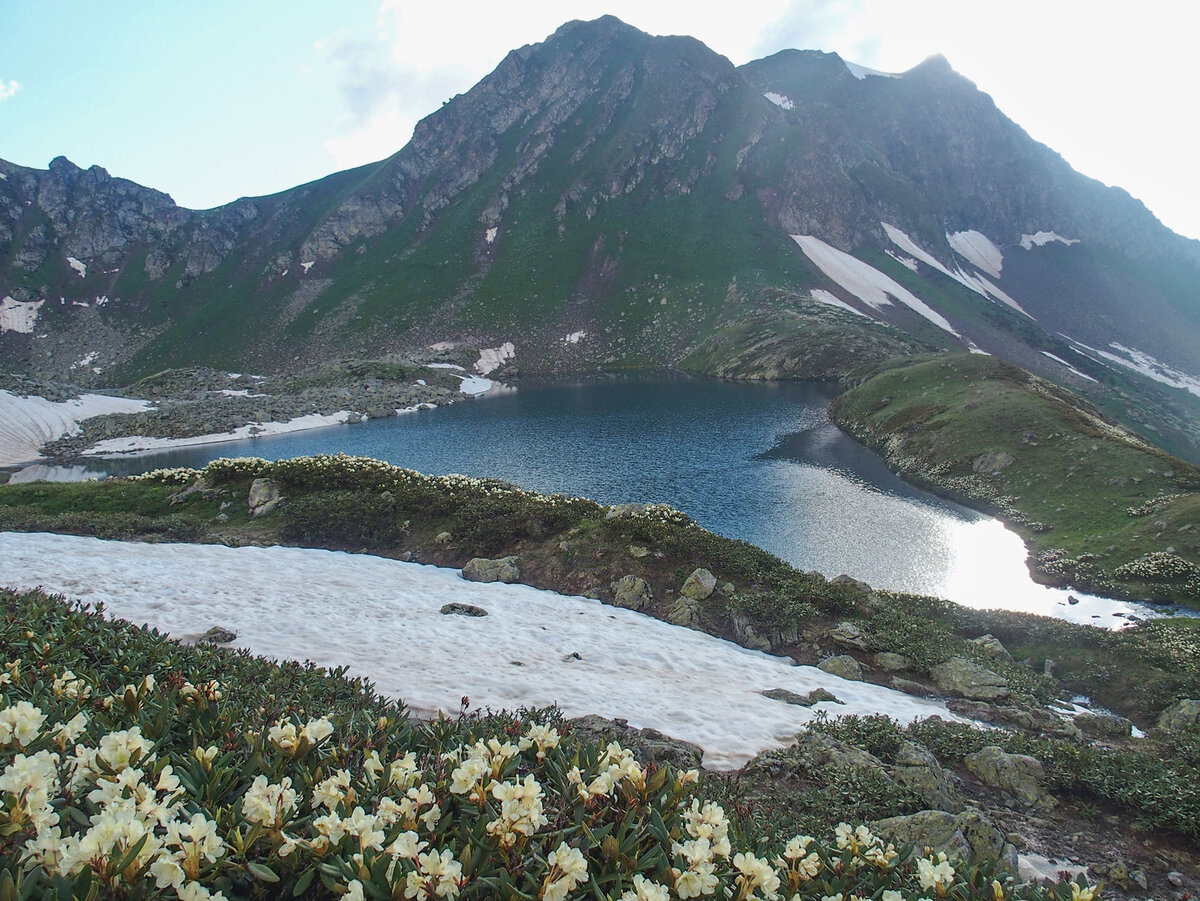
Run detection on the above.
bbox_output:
[1074,711,1132,739]
[1156,698,1200,732]
[872,809,1018,875]
[964,746,1054,808]
[873,652,910,671]
[968,634,1013,663]
[248,478,284,517]
[930,657,1009,701]
[568,714,703,770]
[947,700,1082,741]
[680,568,717,600]
[892,741,963,813]
[972,451,1015,474]
[830,621,869,650]
[817,655,864,681]
[665,597,702,629]
[610,575,653,611]
[462,556,521,584]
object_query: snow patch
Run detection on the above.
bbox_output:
[67,257,87,278]
[883,223,1033,319]
[946,230,1003,278]
[301,261,315,274]
[967,343,990,355]
[810,289,870,318]
[1040,352,1097,383]
[843,61,899,80]
[0,390,152,467]
[791,235,959,335]
[485,227,498,244]
[94,295,109,307]
[219,389,268,398]
[81,411,357,457]
[885,250,918,271]
[0,297,45,334]
[1068,339,1200,397]
[426,362,465,371]
[763,91,794,110]
[70,352,98,370]
[1020,231,1079,250]
[0,532,961,770]
[428,341,459,352]
[475,341,515,375]
[563,330,587,344]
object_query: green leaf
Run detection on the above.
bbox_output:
[247,861,281,883]
[292,868,316,896]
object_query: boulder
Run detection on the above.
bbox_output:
[891,741,962,812]
[434,531,453,545]
[830,621,869,650]
[874,652,911,671]
[462,556,521,584]
[817,655,864,681]
[610,575,653,611]
[793,732,885,771]
[440,603,488,617]
[1073,711,1132,740]
[930,657,1009,701]
[198,626,237,644]
[730,613,801,653]
[680,568,717,600]
[628,545,650,558]
[872,809,1018,876]
[969,634,1014,663]
[248,478,284,517]
[964,746,1054,808]
[1156,698,1200,732]
[761,687,843,707]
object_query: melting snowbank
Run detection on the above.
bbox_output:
[0,390,152,467]
[0,532,959,770]
[80,411,358,457]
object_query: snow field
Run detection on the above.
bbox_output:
[0,390,152,467]
[0,532,960,770]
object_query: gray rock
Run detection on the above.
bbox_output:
[680,568,716,600]
[248,478,284,517]
[930,657,1009,701]
[610,575,653,611]
[890,677,936,697]
[761,687,843,707]
[972,450,1015,474]
[628,545,650,558]
[462,556,521,584]
[830,621,869,650]
[969,634,1014,663]
[794,732,885,771]
[947,700,1082,740]
[872,809,1018,876]
[434,531,453,545]
[730,613,801,653]
[198,626,237,644]
[568,714,703,770]
[1156,698,1200,732]
[874,652,911,671]
[605,503,648,519]
[892,741,962,812]
[666,597,702,629]
[817,654,864,681]
[964,746,1054,808]
[440,603,488,617]
[1074,711,1132,739]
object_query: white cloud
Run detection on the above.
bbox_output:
[0,79,20,102]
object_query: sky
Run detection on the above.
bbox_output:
[2,1,1198,240]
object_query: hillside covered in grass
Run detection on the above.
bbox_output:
[829,354,1200,607]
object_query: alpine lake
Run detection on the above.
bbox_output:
[18,375,1178,626]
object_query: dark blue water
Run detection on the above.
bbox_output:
[17,376,1159,623]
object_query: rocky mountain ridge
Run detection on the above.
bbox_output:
[2,16,1198,457]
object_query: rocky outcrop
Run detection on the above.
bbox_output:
[568,714,703,771]
[610,575,653,611]
[891,741,962,813]
[248,479,284,517]
[462,556,521,584]
[1155,698,1200,732]
[947,700,1082,741]
[964,746,1054,808]
[872,809,1018,876]
[761,687,842,707]
[930,657,1009,701]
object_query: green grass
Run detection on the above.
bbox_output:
[830,354,1200,605]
